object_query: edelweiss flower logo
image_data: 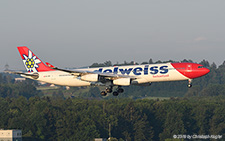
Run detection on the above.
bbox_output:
[23,50,41,72]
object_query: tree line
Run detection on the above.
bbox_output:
[0,96,224,140]
[0,59,225,140]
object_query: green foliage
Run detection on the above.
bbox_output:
[1,59,225,140]
[0,83,41,98]
[0,97,224,140]
[90,61,113,68]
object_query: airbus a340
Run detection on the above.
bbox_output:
[8,46,210,96]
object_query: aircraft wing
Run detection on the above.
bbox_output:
[46,62,137,80]
[85,70,137,80]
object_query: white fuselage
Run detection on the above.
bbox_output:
[22,63,189,86]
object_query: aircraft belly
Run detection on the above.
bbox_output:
[54,77,91,86]
[38,72,91,86]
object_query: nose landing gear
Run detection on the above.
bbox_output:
[188,79,192,88]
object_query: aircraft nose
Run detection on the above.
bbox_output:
[186,66,210,79]
[192,67,210,79]
[197,67,210,77]
[203,68,210,75]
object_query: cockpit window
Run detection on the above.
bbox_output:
[198,66,204,68]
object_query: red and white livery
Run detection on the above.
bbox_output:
[11,46,210,96]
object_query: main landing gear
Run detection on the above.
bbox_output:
[100,86,124,96]
[188,79,192,88]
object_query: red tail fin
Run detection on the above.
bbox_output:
[17,46,54,72]
[45,62,55,68]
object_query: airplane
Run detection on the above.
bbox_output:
[7,46,210,96]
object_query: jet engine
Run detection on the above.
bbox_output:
[113,78,131,86]
[31,73,39,79]
[80,74,99,82]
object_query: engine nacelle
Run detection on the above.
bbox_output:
[80,74,99,82]
[113,78,131,86]
[131,78,150,85]
[31,73,39,79]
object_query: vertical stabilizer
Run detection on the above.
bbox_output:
[17,46,53,72]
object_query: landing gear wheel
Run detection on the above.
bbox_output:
[113,91,119,96]
[188,84,192,88]
[118,88,124,93]
[106,87,112,93]
[100,91,107,96]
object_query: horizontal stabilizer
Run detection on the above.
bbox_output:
[5,70,39,79]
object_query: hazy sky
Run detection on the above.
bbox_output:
[1,0,225,71]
